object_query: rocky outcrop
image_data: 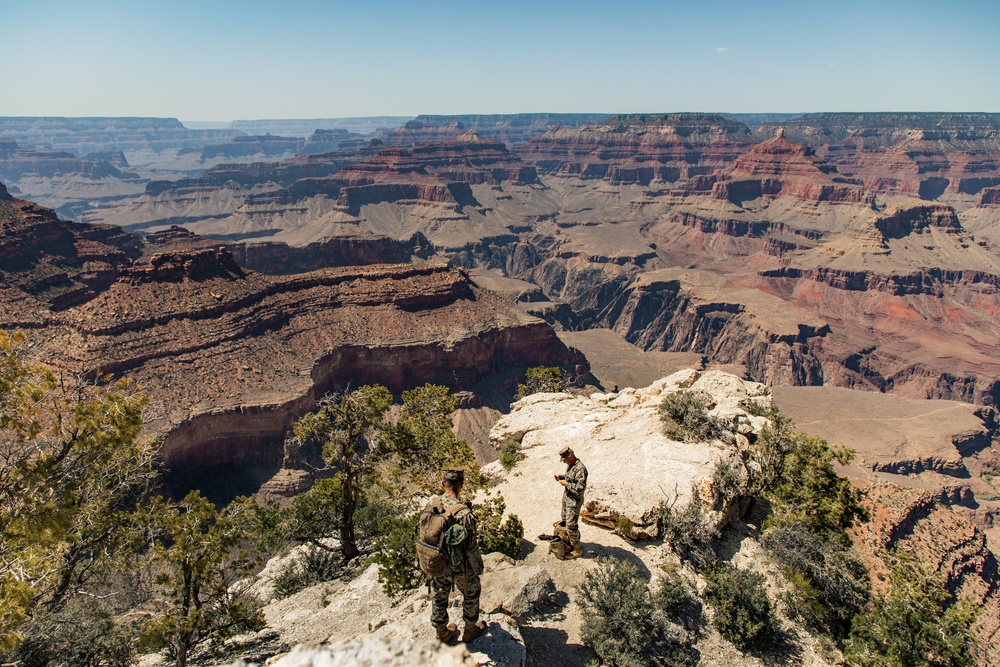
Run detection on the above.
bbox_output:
[228,639,481,667]
[712,134,873,205]
[252,560,531,667]
[228,232,434,274]
[851,484,1000,666]
[752,113,1000,198]
[0,140,133,181]
[489,370,766,539]
[0,189,143,309]
[980,187,1000,207]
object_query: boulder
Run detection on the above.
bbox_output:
[479,553,555,622]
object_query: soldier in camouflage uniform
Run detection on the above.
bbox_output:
[555,446,588,559]
[430,468,486,644]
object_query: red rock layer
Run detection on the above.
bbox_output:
[712,135,873,205]
[0,187,143,309]
[518,113,754,185]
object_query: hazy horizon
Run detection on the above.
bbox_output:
[3,0,998,119]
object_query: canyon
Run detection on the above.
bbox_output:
[6,112,1000,664]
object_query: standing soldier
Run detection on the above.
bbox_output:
[417,468,486,644]
[555,446,588,559]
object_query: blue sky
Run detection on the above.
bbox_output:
[1,0,997,120]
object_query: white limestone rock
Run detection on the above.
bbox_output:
[487,370,771,539]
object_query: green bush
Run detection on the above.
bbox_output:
[577,557,698,667]
[372,511,421,598]
[5,598,135,667]
[616,516,635,540]
[659,390,726,443]
[704,563,775,651]
[498,439,524,470]
[516,366,568,399]
[474,494,524,558]
[712,456,743,506]
[766,433,864,533]
[273,545,343,599]
[844,554,980,667]
[653,563,692,618]
[658,498,718,562]
[762,522,869,638]
[738,397,770,417]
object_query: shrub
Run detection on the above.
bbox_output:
[762,522,869,638]
[658,498,718,562]
[659,390,726,443]
[498,439,524,470]
[577,557,697,667]
[5,598,135,667]
[653,563,692,618]
[844,554,980,667]
[474,494,524,558]
[766,433,865,533]
[516,366,568,399]
[273,545,343,599]
[738,397,770,417]
[704,563,775,651]
[372,511,421,598]
[616,516,635,540]
[712,456,743,506]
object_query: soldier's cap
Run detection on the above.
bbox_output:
[443,468,465,483]
[558,446,573,458]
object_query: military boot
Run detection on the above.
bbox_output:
[436,623,459,644]
[462,620,487,643]
[563,540,583,560]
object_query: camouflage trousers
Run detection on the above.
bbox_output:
[562,494,583,548]
[430,567,481,629]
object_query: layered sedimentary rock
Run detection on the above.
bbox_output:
[0,182,143,310]
[756,113,1000,200]
[378,113,610,147]
[0,116,241,160]
[852,485,1000,666]
[200,134,305,160]
[9,244,584,502]
[519,113,754,185]
[712,133,873,205]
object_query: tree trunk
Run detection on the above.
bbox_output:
[340,468,359,561]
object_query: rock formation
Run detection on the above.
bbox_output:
[5,238,584,502]
[489,369,766,539]
[520,113,754,186]
[378,113,610,147]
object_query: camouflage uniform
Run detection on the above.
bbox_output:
[562,458,588,550]
[430,494,485,632]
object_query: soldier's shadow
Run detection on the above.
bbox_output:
[581,543,651,578]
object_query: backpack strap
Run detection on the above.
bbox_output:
[444,503,467,519]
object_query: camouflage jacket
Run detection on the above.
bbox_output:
[564,460,588,502]
[440,494,484,575]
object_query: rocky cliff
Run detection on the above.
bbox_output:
[0,183,143,310]
[7,246,585,503]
